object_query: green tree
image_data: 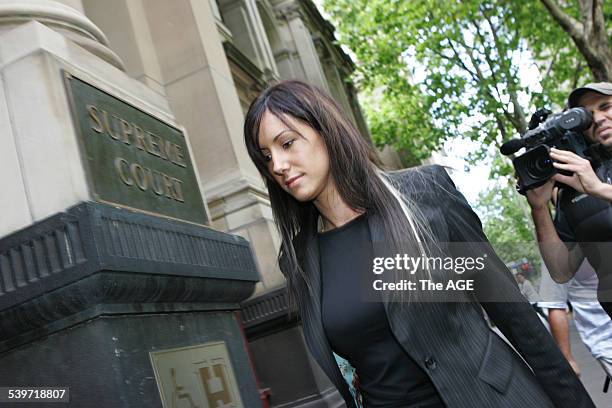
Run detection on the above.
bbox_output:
[323,0,610,166]
[324,0,533,165]
[537,0,611,82]
[511,0,611,106]
[476,165,542,269]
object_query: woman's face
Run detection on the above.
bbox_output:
[258,110,333,202]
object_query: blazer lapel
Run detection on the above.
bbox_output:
[367,211,415,348]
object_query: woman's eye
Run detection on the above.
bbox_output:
[261,151,272,162]
[282,140,294,149]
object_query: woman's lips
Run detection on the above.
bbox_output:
[285,175,303,188]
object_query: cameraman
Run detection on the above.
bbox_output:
[526,82,612,319]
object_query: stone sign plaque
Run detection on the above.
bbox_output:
[150,342,244,408]
[64,72,207,225]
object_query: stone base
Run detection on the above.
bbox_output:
[0,201,261,407]
[0,311,258,407]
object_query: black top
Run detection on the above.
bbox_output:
[554,159,612,314]
[554,159,612,246]
[319,214,444,408]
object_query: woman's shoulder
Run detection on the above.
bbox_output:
[385,164,457,196]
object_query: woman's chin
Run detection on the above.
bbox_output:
[288,188,316,203]
[290,193,313,202]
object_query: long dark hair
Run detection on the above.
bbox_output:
[243,80,432,299]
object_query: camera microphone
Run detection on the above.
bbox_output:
[500,138,526,156]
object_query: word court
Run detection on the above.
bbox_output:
[87,105,186,202]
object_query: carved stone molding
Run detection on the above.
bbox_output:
[0,0,124,70]
[240,285,298,338]
[0,201,259,352]
[274,3,301,21]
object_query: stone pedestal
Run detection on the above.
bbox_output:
[0,202,261,407]
[0,5,263,405]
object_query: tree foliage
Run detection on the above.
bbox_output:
[512,0,611,105]
[476,155,541,267]
[322,0,610,166]
[536,0,611,82]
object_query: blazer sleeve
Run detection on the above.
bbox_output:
[424,165,594,408]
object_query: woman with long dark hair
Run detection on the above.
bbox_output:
[243,80,594,408]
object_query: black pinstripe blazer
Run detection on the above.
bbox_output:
[286,165,595,408]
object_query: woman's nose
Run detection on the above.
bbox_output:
[272,153,289,176]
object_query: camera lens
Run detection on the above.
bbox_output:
[512,145,557,191]
[526,154,554,180]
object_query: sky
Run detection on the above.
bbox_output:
[442,140,493,207]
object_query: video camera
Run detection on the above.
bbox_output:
[500,107,593,194]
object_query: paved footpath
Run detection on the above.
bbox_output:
[569,315,610,407]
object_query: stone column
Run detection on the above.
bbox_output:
[0,0,126,238]
[0,2,262,405]
[0,0,123,70]
[217,0,279,77]
[54,0,83,13]
[346,81,373,144]
[82,0,165,94]
[318,48,359,126]
[127,0,285,292]
[273,0,329,91]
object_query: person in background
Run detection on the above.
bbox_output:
[538,258,612,379]
[526,82,612,318]
[516,272,541,303]
[538,184,612,378]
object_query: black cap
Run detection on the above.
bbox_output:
[568,82,612,108]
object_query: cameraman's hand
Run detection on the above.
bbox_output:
[526,178,555,211]
[550,148,612,201]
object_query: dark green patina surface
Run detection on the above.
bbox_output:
[65,73,207,225]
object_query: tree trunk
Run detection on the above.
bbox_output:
[540,0,611,81]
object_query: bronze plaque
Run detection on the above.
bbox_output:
[150,342,244,408]
[64,72,207,225]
